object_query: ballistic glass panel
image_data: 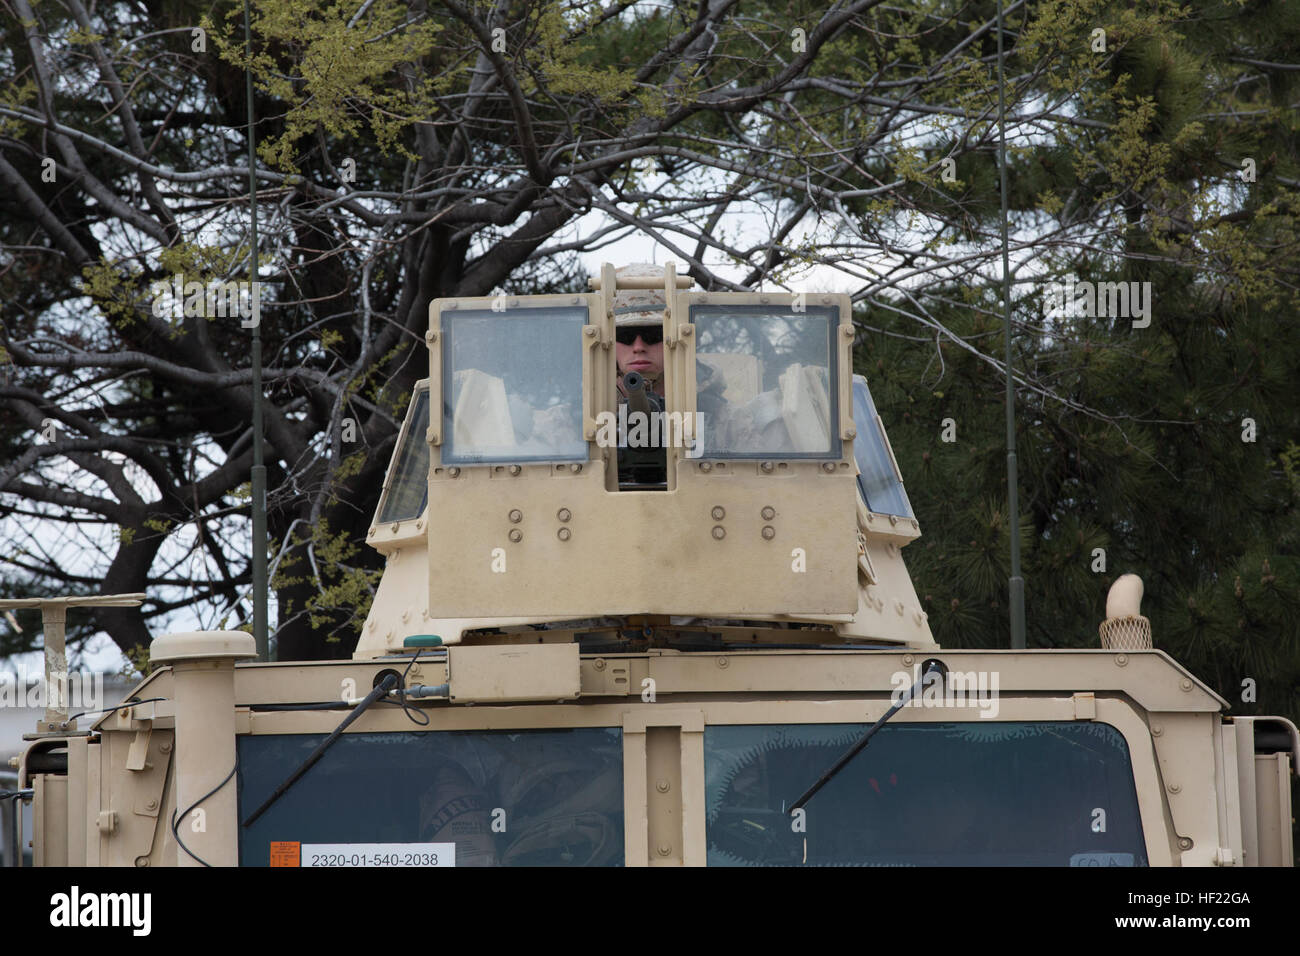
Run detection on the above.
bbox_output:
[239,728,624,866]
[441,307,587,464]
[377,387,430,523]
[691,305,839,458]
[705,721,1147,866]
[851,377,914,519]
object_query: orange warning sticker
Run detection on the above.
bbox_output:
[269,841,301,867]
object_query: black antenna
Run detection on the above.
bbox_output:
[996,0,1026,649]
[243,0,268,661]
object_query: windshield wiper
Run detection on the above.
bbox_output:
[788,658,945,814]
[242,672,399,828]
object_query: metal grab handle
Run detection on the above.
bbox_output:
[588,274,694,291]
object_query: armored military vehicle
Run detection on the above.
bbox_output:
[9,263,1297,867]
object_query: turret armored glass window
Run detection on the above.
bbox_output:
[691,305,840,458]
[441,307,587,464]
[850,375,914,519]
[377,386,430,523]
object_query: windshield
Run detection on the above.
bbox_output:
[239,728,624,866]
[441,307,587,464]
[692,305,839,458]
[377,387,430,523]
[705,722,1147,866]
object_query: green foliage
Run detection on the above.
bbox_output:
[271,518,382,644]
[118,643,151,681]
[207,0,444,170]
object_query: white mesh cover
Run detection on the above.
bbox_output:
[1099,614,1152,650]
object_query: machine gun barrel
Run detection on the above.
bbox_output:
[622,371,661,416]
[618,371,666,487]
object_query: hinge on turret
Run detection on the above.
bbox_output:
[856,530,876,584]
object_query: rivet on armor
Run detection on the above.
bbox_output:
[717,657,729,668]
[1180,678,1193,691]
[761,506,775,520]
[902,654,914,666]
[821,461,836,473]
[761,461,774,473]
[712,526,726,540]
[509,464,521,476]
[1178,838,1193,850]
[569,463,582,473]
[1115,654,1128,666]
[557,528,571,541]
[761,526,775,540]
[1168,784,1181,794]
[448,467,460,477]
[711,506,725,520]
[894,600,905,616]
[508,529,522,543]
[425,330,437,343]
[557,508,571,522]
[657,844,672,857]
[594,658,606,671]
[1152,725,1163,736]
[656,779,671,792]
[134,857,150,868]
[700,461,713,472]
[509,509,523,523]
[391,522,400,532]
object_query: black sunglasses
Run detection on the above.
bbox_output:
[615,325,663,346]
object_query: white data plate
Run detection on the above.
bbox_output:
[300,843,455,867]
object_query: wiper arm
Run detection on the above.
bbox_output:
[789,658,945,814]
[242,672,399,828]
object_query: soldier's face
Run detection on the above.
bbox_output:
[615,329,664,380]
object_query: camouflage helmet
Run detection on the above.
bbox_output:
[612,263,668,327]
